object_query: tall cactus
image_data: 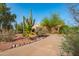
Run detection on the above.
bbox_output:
[23,16,26,33]
[23,9,35,37]
[26,9,35,27]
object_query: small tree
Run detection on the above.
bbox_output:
[41,14,65,33]
[0,3,16,32]
[41,17,51,32]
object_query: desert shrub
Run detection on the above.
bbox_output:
[61,4,79,56]
[59,25,70,34]
[15,23,23,33]
[71,26,79,33]
[0,31,15,42]
[35,27,48,37]
[61,29,79,56]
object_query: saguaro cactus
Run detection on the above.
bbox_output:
[23,16,26,33]
[23,9,35,37]
[26,9,35,27]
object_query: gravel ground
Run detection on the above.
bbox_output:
[0,34,47,52]
[0,34,64,56]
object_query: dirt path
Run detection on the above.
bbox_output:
[0,34,64,56]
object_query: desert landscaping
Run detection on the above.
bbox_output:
[0,3,79,56]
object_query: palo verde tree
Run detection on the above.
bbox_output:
[41,13,65,33]
[41,17,51,32]
[50,14,65,33]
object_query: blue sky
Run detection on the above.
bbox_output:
[7,3,76,25]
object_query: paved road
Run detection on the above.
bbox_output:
[0,34,64,56]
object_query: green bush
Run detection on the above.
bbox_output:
[59,25,70,34]
[35,27,48,37]
[15,23,23,33]
[61,30,79,56]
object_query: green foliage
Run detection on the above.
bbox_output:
[61,4,79,56]
[70,26,79,33]
[41,18,50,26]
[41,18,51,32]
[50,14,65,27]
[0,3,16,31]
[22,10,35,37]
[59,25,70,34]
[61,32,79,56]
[41,14,65,33]
[15,23,23,33]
